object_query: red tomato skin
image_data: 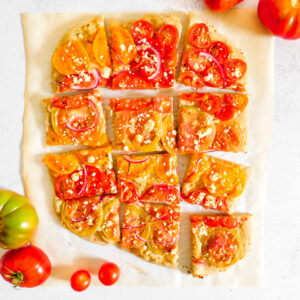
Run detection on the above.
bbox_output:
[258,0,300,40]
[98,262,120,286]
[204,0,243,12]
[70,270,91,292]
[0,245,52,288]
[214,105,235,121]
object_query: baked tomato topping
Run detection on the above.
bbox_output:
[110,98,152,111]
[93,27,112,68]
[203,65,224,88]
[224,94,248,110]
[157,24,179,50]
[118,156,154,179]
[77,147,110,166]
[224,59,247,82]
[161,114,176,154]
[209,41,230,64]
[130,20,154,42]
[155,155,178,184]
[188,23,211,49]
[186,49,212,73]
[146,204,180,222]
[153,96,173,113]
[52,94,88,110]
[178,71,204,89]
[214,105,235,121]
[43,153,79,175]
[198,94,223,114]
[142,184,180,205]
[185,154,211,182]
[118,179,140,203]
[112,71,154,89]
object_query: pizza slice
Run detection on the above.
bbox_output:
[182,153,251,213]
[190,214,252,277]
[109,14,182,89]
[178,92,248,153]
[121,202,180,267]
[42,91,109,146]
[51,16,112,93]
[110,96,176,153]
[116,153,180,205]
[178,12,247,92]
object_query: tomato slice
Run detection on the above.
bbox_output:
[153,96,173,113]
[61,196,103,237]
[158,66,175,88]
[110,98,152,111]
[183,188,208,205]
[178,71,204,89]
[224,94,248,111]
[220,216,241,229]
[93,27,112,68]
[112,71,154,89]
[198,94,223,114]
[224,59,247,81]
[185,154,211,183]
[214,105,235,121]
[130,20,154,42]
[43,153,79,175]
[84,166,103,197]
[157,24,179,50]
[162,47,177,69]
[118,179,140,203]
[138,47,161,80]
[101,169,117,194]
[146,204,180,222]
[52,40,90,75]
[178,106,216,152]
[77,147,110,166]
[52,94,88,110]
[209,41,230,64]
[142,184,180,205]
[161,114,176,154]
[122,222,151,249]
[186,49,212,73]
[155,155,178,184]
[203,66,224,88]
[188,23,211,49]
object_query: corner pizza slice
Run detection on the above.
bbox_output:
[191,214,252,277]
[109,14,182,89]
[52,16,112,93]
[110,96,176,153]
[42,91,109,146]
[182,154,251,213]
[178,93,248,153]
[121,202,180,267]
[116,153,180,205]
[178,12,247,92]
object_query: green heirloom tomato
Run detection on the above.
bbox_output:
[0,190,39,249]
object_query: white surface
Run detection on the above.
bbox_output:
[0,0,299,298]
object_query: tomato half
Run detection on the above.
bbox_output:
[118,179,140,203]
[93,27,112,68]
[214,105,235,121]
[52,94,88,110]
[0,245,51,287]
[258,0,300,40]
[130,20,154,42]
[112,71,154,89]
[178,71,204,89]
[203,65,224,88]
[209,41,230,64]
[137,47,161,80]
[224,94,248,110]
[188,23,211,49]
[185,154,211,183]
[155,155,178,184]
[186,49,212,73]
[142,184,180,205]
[70,270,91,292]
[43,153,79,175]
[157,24,179,49]
[224,59,247,82]
[77,147,110,167]
[98,262,120,286]
[204,0,243,12]
[198,94,223,114]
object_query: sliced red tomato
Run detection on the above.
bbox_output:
[178,71,204,89]
[130,20,154,42]
[101,169,117,194]
[110,98,152,111]
[142,184,180,205]
[112,71,154,89]
[153,96,173,113]
[209,41,230,64]
[188,23,211,49]
[157,24,179,49]
[155,155,178,184]
[220,216,241,229]
[214,105,235,121]
[138,47,161,80]
[224,94,248,110]
[52,94,88,110]
[224,59,247,81]
[158,67,175,88]
[162,48,177,69]
[118,179,140,203]
[183,188,208,205]
[82,166,103,197]
[203,65,224,88]
[146,204,180,222]
[186,49,212,73]
[198,94,223,114]
[149,37,165,57]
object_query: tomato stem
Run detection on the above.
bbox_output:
[3,267,24,286]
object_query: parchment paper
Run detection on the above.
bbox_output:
[21,10,273,287]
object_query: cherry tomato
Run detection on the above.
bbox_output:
[178,71,204,89]
[224,93,248,110]
[112,71,153,89]
[188,23,211,49]
[0,245,51,288]
[203,66,224,88]
[258,0,300,40]
[204,0,243,12]
[223,59,247,82]
[70,270,91,292]
[157,24,179,49]
[214,105,235,121]
[130,20,154,42]
[209,41,230,64]
[98,262,120,286]
[198,94,223,114]
[149,37,165,57]
[186,49,212,73]
[138,47,161,80]
[118,179,140,203]
[158,67,175,88]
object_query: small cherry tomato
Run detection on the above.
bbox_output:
[70,270,91,292]
[223,59,247,82]
[188,23,211,49]
[157,24,179,49]
[204,0,243,12]
[214,105,235,121]
[209,41,230,64]
[98,262,120,286]
[130,20,154,42]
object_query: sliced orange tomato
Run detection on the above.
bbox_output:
[224,94,248,111]
[43,153,79,175]
[77,147,110,166]
[155,155,178,184]
[161,114,176,154]
[185,154,211,183]
[93,27,112,68]
[52,40,90,75]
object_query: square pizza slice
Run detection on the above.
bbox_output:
[110,96,176,153]
[51,16,112,93]
[42,91,109,146]
[182,154,251,213]
[190,214,252,277]
[178,92,248,153]
[43,146,117,201]
[55,194,120,244]
[178,13,247,92]
[121,202,180,267]
[116,153,180,205]
[109,14,182,89]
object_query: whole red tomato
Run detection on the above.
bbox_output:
[204,0,243,12]
[98,262,120,286]
[258,0,300,39]
[0,245,51,288]
[70,270,91,292]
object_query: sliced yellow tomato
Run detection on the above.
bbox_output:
[52,40,90,75]
[77,147,111,166]
[118,156,154,179]
[124,204,147,227]
[110,25,136,66]
[185,154,211,183]
[201,228,242,268]
[161,114,176,154]
[61,196,103,237]
[202,161,246,198]
[43,153,79,175]
[93,27,112,68]
[155,154,178,184]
